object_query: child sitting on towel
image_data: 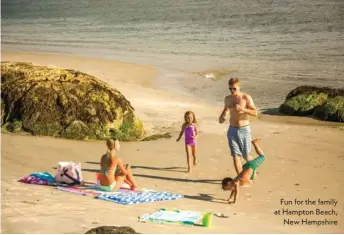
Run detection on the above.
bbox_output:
[222,138,265,204]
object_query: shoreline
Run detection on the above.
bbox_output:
[2,50,342,135]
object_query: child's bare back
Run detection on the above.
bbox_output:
[222,138,265,204]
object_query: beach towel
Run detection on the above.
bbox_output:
[96,191,183,205]
[56,186,100,196]
[54,184,150,197]
[139,208,206,226]
[19,175,50,185]
[30,172,55,183]
[19,172,56,185]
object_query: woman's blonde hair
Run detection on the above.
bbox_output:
[184,110,197,124]
[101,138,118,167]
[106,138,117,151]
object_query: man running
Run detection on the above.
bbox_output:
[219,78,258,176]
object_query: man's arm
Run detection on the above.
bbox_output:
[219,96,230,123]
[237,94,257,117]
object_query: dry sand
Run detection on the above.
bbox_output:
[1,51,344,234]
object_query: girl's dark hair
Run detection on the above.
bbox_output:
[184,110,197,124]
[221,177,233,190]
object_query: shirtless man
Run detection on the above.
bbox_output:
[219,78,258,176]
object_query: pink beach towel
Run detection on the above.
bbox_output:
[19,176,49,185]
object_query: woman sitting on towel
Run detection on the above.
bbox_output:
[99,138,139,192]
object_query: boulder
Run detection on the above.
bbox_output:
[85,226,140,234]
[1,97,5,125]
[285,86,344,100]
[279,86,344,122]
[279,93,328,116]
[6,120,23,133]
[1,62,145,140]
[314,96,344,122]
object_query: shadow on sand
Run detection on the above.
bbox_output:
[183,193,227,204]
[132,173,221,185]
[131,166,185,173]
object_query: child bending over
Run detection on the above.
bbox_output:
[222,138,265,204]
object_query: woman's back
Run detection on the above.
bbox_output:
[100,150,118,185]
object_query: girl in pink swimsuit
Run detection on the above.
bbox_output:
[176,110,199,173]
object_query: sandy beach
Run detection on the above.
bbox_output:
[1,51,344,234]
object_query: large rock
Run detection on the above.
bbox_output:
[279,93,328,116]
[1,97,5,125]
[284,86,344,100]
[279,86,344,122]
[1,62,145,140]
[314,96,344,122]
[85,226,140,234]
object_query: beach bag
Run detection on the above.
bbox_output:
[55,162,84,186]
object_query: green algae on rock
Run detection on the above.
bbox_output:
[314,96,344,122]
[279,86,344,122]
[279,93,328,116]
[1,62,145,140]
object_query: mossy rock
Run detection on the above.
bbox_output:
[314,96,344,122]
[279,93,328,116]
[285,86,344,100]
[85,226,140,234]
[1,62,145,140]
[62,120,91,140]
[6,120,23,133]
[1,97,5,125]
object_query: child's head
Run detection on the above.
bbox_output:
[184,110,197,124]
[222,177,235,191]
[106,138,120,151]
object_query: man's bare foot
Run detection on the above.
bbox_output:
[251,138,262,144]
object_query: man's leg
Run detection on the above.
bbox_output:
[241,126,252,162]
[241,126,255,178]
[233,156,242,175]
[228,127,242,175]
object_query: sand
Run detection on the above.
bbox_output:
[1,51,344,234]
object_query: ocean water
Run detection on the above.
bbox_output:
[2,0,344,108]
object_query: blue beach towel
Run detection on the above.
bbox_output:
[96,191,183,205]
[30,172,55,183]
